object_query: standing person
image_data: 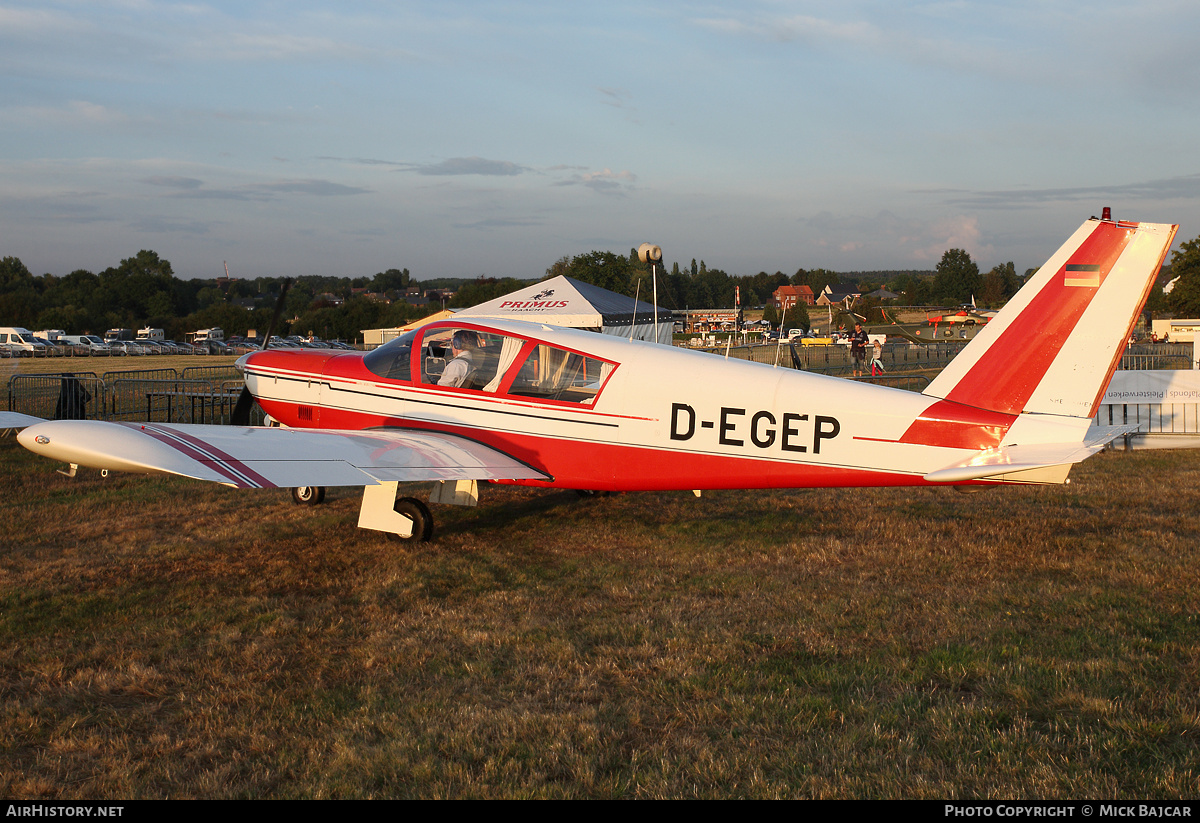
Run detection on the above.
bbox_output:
[850,322,869,377]
[871,338,885,376]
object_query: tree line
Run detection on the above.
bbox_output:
[4,233,1191,343]
[0,253,440,342]
[543,247,1028,318]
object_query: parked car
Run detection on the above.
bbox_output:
[60,334,112,355]
[108,341,145,356]
[134,338,166,354]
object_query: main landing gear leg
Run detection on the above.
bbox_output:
[357,481,434,542]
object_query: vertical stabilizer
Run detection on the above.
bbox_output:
[923,218,1177,419]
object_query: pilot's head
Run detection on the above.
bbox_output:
[451,330,478,353]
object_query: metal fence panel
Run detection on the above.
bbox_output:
[849,374,932,392]
[182,365,241,383]
[101,367,180,383]
[109,378,245,423]
[1119,353,1192,370]
[7,373,107,419]
[699,340,967,376]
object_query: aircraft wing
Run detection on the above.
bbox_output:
[922,424,1141,483]
[5,416,549,488]
[0,412,47,431]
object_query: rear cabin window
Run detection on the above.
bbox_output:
[507,343,613,405]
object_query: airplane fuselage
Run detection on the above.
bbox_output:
[242,320,1045,492]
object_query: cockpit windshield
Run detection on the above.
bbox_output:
[363,329,418,380]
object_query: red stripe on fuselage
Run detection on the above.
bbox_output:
[273,402,982,491]
[944,221,1134,415]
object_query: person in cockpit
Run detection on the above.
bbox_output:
[438,330,478,387]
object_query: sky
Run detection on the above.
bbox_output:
[2,0,1199,283]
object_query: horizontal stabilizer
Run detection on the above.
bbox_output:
[923,425,1140,483]
[15,419,550,488]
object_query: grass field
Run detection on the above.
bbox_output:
[1,437,1198,798]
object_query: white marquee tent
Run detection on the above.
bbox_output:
[452,276,673,344]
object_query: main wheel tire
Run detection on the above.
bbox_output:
[390,497,434,542]
[291,486,326,505]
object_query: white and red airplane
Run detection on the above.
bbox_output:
[0,214,1178,541]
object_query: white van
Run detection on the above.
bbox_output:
[60,334,112,355]
[0,327,41,356]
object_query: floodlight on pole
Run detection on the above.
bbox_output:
[638,243,663,343]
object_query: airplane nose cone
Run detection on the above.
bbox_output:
[234,352,252,374]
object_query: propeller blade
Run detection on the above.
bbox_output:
[260,278,293,351]
[231,278,293,426]
[230,386,256,426]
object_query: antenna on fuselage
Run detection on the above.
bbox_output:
[638,243,663,344]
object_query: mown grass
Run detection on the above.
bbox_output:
[0,440,1198,798]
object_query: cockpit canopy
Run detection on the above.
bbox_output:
[363,323,617,406]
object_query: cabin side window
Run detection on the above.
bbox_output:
[506,344,613,405]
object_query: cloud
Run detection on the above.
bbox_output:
[130,216,213,235]
[146,177,372,201]
[408,157,529,176]
[687,6,1111,89]
[0,194,118,225]
[0,6,84,36]
[914,215,993,262]
[209,32,368,62]
[11,100,129,128]
[935,174,1200,209]
[552,168,637,195]
[318,156,406,167]
[693,13,878,47]
[142,176,204,190]
[597,87,633,109]
[804,210,993,264]
[452,217,545,230]
[248,179,372,196]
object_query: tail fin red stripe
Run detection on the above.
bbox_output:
[942,221,1134,415]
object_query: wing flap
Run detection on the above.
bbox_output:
[16,420,549,488]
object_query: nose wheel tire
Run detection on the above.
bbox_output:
[291,486,326,505]
[388,497,434,542]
